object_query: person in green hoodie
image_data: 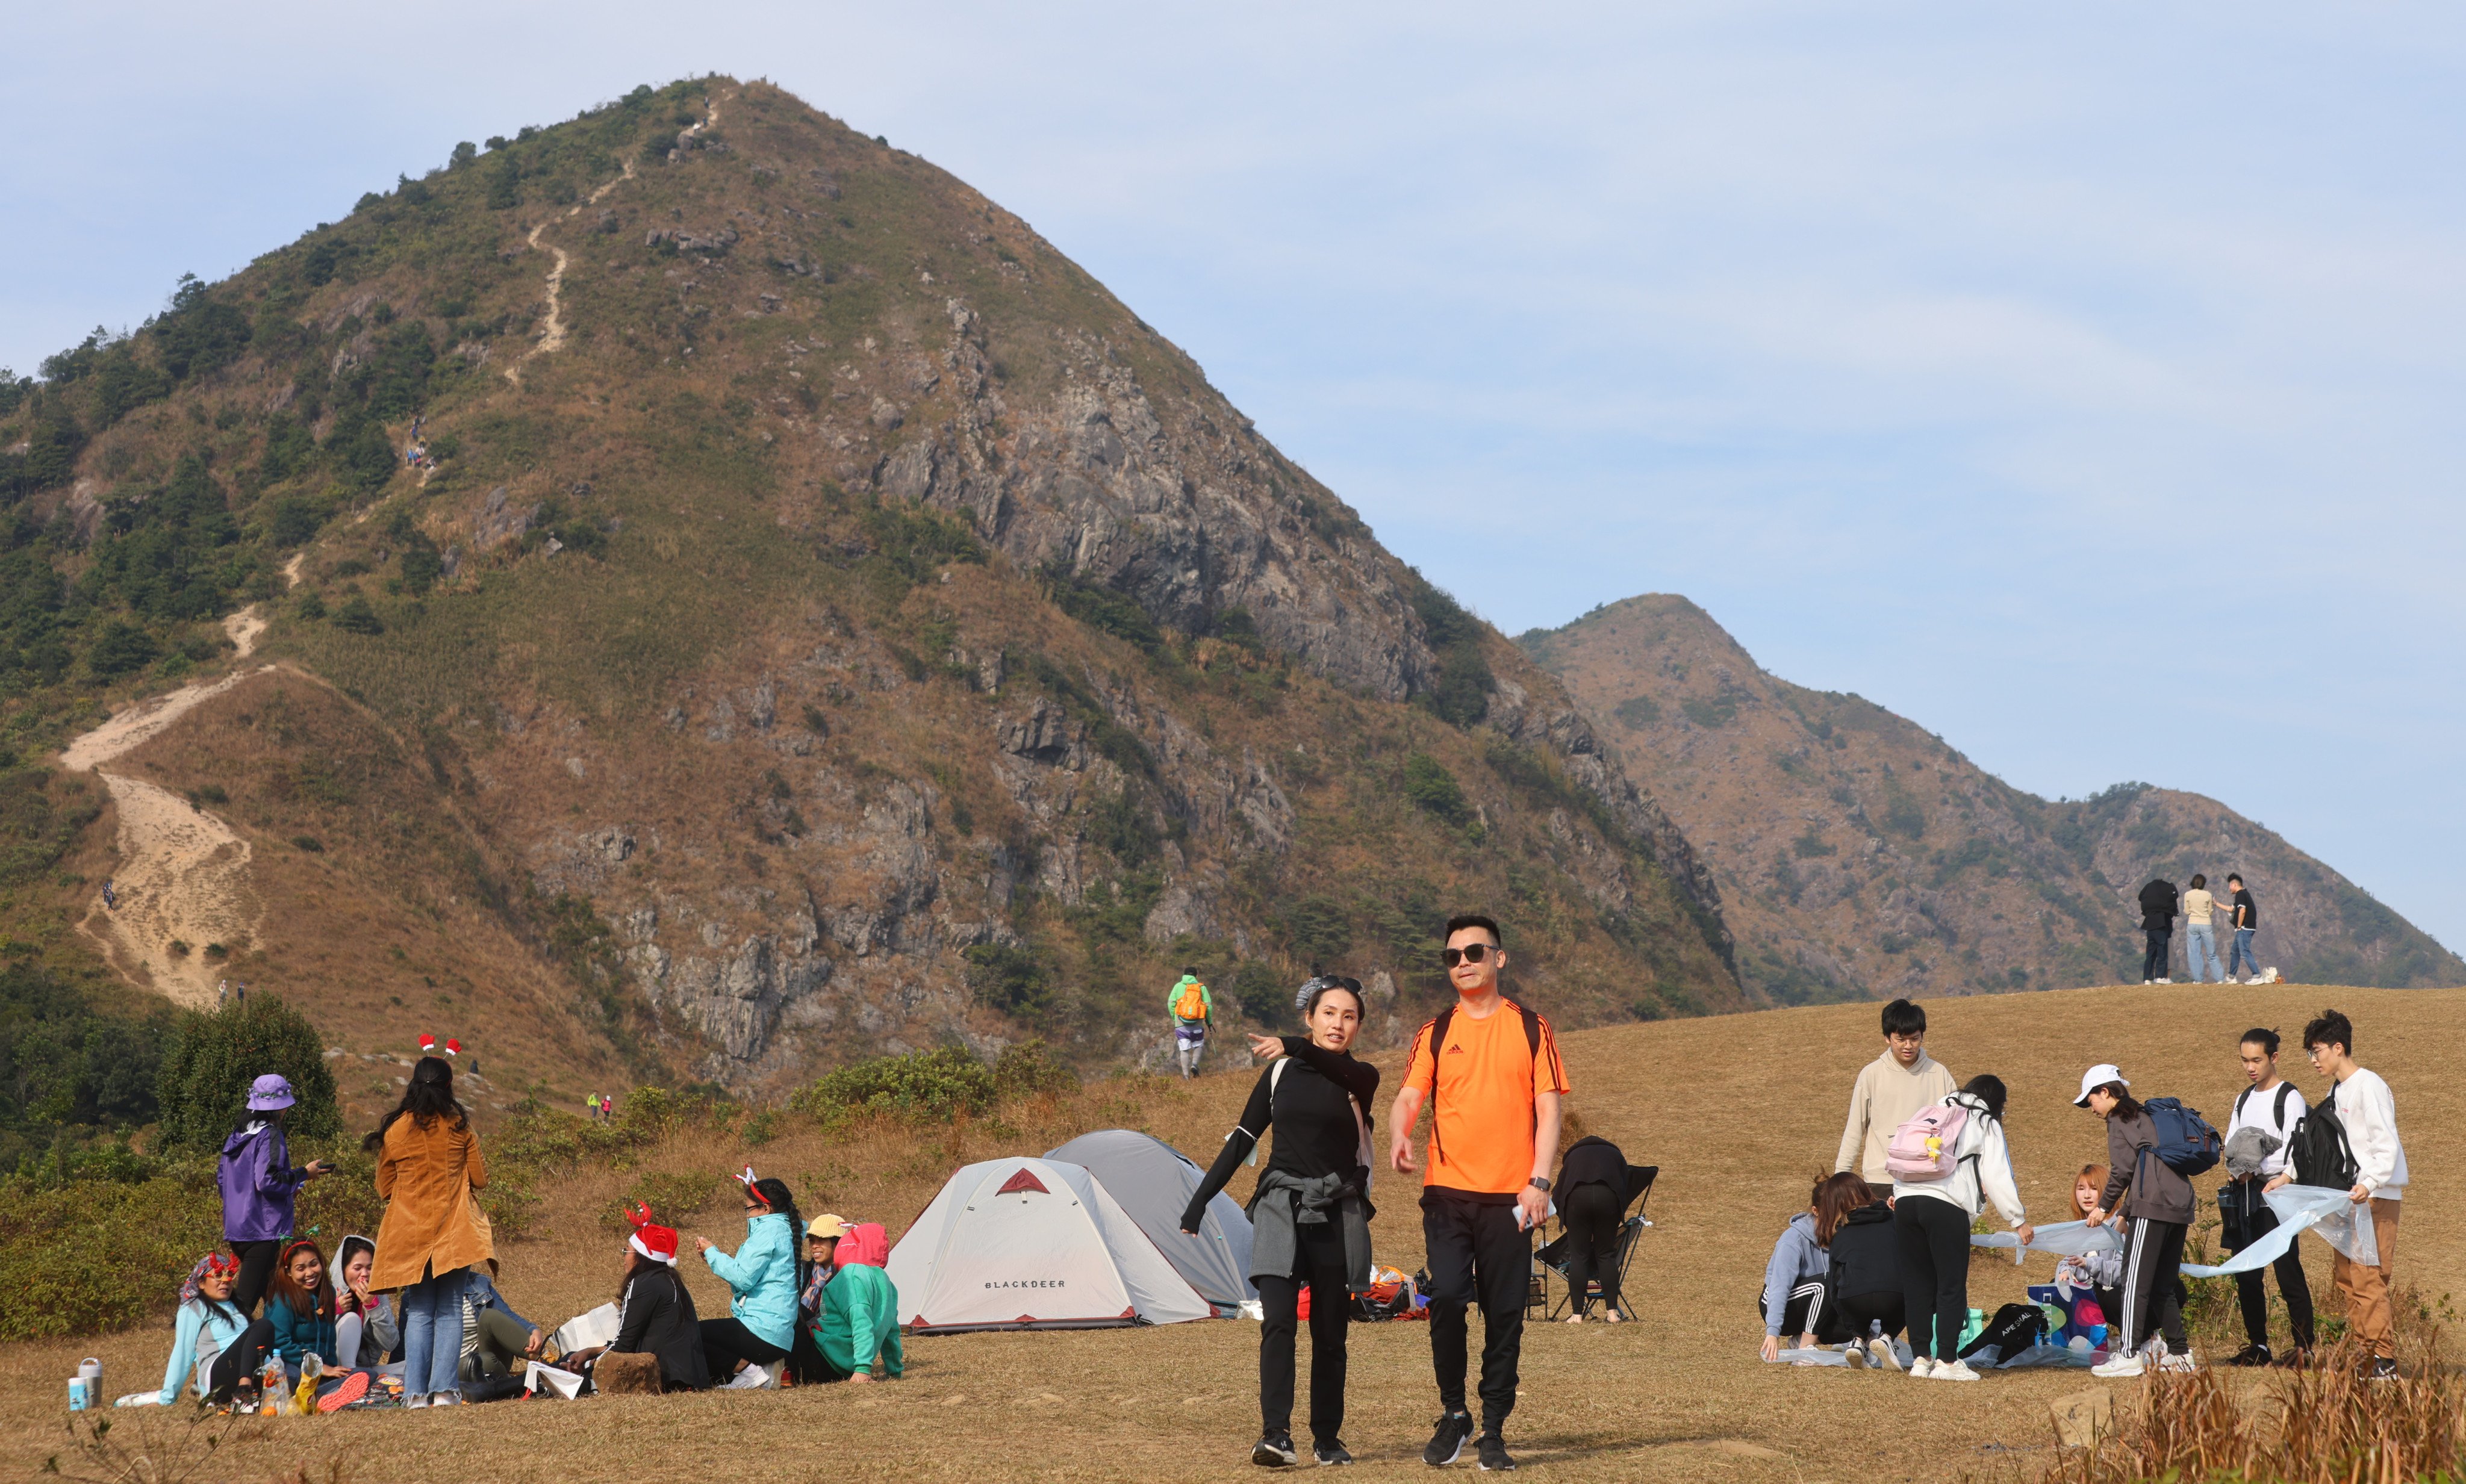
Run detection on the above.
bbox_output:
[800,1216,902,1383]
[1169,968,1213,1079]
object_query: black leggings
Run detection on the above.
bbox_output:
[2229,1193,2315,1350]
[231,1240,284,1318]
[700,1317,789,1378]
[205,1317,277,1402]
[2120,1217,2188,1358]
[1560,1182,1625,1315]
[1894,1196,1973,1361]
[1256,1219,1349,1445]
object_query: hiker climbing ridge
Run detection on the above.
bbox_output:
[504,92,726,385]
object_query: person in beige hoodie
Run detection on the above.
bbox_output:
[1835,999,1957,1187]
[2181,874,2225,983]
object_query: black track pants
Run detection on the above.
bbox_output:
[2120,1217,2189,1357]
[1422,1191,1528,1432]
[1256,1218,1350,1445]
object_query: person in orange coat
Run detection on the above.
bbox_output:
[366,1055,490,1408]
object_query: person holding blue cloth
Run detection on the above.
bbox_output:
[696,1167,806,1389]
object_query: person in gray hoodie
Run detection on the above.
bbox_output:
[2078,1065,2196,1377]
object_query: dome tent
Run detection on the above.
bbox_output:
[1047,1128,1256,1309]
[885,1156,1212,1333]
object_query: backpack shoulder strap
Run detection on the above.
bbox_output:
[1424,1005,1456,1165]
[2273,1082,2295,1131]
[1515,1001,1541,1058]
[2235,1085,2253,1120]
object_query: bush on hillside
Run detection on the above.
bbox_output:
[789,1042,1076,1125]
[0,963,168,1161]
[1402,751,1472,829]
[154,995,340,1153]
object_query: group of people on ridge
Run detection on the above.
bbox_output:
[1766,999,2409,1382]
[149,1056,901,1414]
[2137,871,2265,984]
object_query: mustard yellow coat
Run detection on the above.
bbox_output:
[370,1115,490,1291]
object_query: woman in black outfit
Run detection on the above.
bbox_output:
[1183,976,1380,1470]
[1554,1135,1632,1323]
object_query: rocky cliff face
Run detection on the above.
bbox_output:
[1522,595,2462,1001]
[12,78,1742,1097]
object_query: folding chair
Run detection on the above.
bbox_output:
[1534,1164,1656,1321]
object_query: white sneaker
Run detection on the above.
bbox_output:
[2157,978,2173,984]
[2091,1352,2146,1379]
[1934,1360,1983,1382]
[2143,979,2155,985]
[2160,1350,2199,1373]
[1909,1356,1936,1379]
[1867,1337,1903,1371]
[1842,1343,1867,1369]
[406,1394,431,1410]
[725,1363,771,1390]
[2246,976,2264,985]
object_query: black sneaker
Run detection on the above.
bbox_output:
[1253,1432,1298,1467]
[1423,1413,1474,1467]
[2228,1344,2272,1367]
[1476,1434,1516,1472]
[1314,1441,1354,1467]
[2365,1358,2400,1381]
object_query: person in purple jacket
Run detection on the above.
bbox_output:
[220,1074,333,1316]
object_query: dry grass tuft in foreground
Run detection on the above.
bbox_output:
[2055,1332,2462,1484]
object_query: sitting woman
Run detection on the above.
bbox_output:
[329,1235,400,1373]
[567,1205,710,1392]
[801,1215,902,1384]
[2053,1164,2124,1337]
[145,1252,275,1407]
[695,1170,806,1389]
[263,1240,338,1376]
[1760,1173,1904,1366]
[456,1263,544,1392]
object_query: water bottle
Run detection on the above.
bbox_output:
[70,1357,102,1411]
[67,1377,88,1411]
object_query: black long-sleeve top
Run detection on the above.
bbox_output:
[1181,1037,1381,1231]
[611,1267,711,1391]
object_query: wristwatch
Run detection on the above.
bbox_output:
[1526,1176,1552,1193]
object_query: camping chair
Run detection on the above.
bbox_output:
[1533,1164,1656,1321]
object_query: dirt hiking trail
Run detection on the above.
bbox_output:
[61,665,275,1008]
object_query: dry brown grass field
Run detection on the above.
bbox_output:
[8,983,2456,1482]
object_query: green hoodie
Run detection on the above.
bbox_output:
[809,1263,903,1378]
[1168,975,1212,1025]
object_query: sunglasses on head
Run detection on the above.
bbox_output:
[1440,943,1497,967]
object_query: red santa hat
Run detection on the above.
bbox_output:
[624,1201,678,1265]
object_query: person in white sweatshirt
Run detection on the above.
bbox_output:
[1835,999,1957,1187]
[2268,1009,2408,1376]
[1889,1075,2031,1382]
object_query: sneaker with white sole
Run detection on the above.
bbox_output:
[1867,1337,1903,1371]
[1909,1356,1937,1379]
[1253,1432,1298,1467]
[2157,978,2173,984]
[1424,1412,1474,1467]
[1933,1360,1983,1382]
[1843,1343,1867,1370]
[2159,1351,2199,1373]
[2091,1352,2146,1379]
[724,1362,771,1390]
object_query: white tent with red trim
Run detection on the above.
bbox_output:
[884,1156,1213,1333]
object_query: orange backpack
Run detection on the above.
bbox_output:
[1173,981,1207,1020]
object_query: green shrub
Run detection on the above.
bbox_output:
[154,995,340,1153]
[991,1040,1077,1099]
[602,1169,722,1231]
[332,595,384,635]
[86,621,160,677]
[1402,752,1472,828]
[791,1046,998,1123]
[962,943,1051,1017]
[0,1167,220,1339]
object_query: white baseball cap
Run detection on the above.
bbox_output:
[2074,1064,2128,1107]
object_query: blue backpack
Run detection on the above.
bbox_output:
[2142,1097,2223,1177]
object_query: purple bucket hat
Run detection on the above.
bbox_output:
[246,1073,296,1111]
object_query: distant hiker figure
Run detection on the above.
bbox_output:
[2223,874,2263,984]
[2137,878,2179,984]
[102,878,117,910]
[217,980,229,1009]
[1168,968,1213,1079]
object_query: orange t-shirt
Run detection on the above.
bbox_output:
[1404,999,1571,1198]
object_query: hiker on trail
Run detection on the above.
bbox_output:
[802,1214,903,1384]
[102,878,116,910]
[1185,974,1380,1467]
[367,1054,489,1408]
[2223,875,2264,983]
[696,1170,806,1389]
[220,1075,333,1317]
[1835,998,1956,1188]
[2182,875,2225,983]
[1760,1173,1905,1368]
[1169,967,1213,1078]
[264,1239,340,1374]
[329,1235,399,1374]
[1390,914,1569,1471]
[2137,878,2179,984]
[1892,1075,2030,1382]
[217,980,229,1008]
[2222,1029,2313,1367]
[570,1205,711,1393]
[1554,1134,1633,1324]
[2079,1066,2196,1377]
[2268,1010,2408,1379]
[146,1252,278,1407]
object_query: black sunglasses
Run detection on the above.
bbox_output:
[1440,943,1498,967]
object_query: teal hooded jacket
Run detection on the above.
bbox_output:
[704,1210,802,1349]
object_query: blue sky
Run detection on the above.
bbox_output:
[8,4,2463,953]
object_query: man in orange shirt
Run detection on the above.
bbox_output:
[1390,913,1569,1472]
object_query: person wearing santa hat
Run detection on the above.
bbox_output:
[568,1205,712,1391]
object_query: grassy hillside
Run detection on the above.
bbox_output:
[0,78,1740,1108]
[4,983,2452,1482]
[1521,595,2464,1004]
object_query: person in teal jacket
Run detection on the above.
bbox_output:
[146,1252,273,1406]
[694,1171,806,1388]
[261,1239,338,1373]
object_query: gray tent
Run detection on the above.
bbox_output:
[1047,1129,1256,1308]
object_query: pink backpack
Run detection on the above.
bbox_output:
[1885,1101,1972,1181]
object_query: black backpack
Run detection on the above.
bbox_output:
[1421,999,1542,1169]
[2288,1084,2359,1189]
